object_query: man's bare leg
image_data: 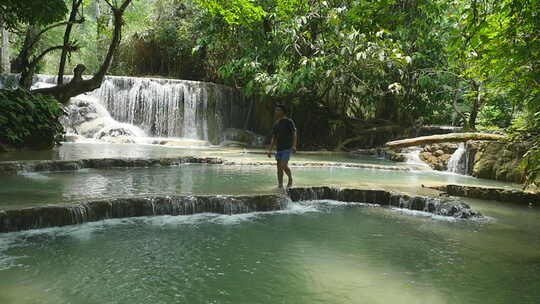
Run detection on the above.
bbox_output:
[282,160,293,188]
[277,162,284,188]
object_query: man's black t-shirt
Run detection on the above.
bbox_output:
[272,118,296,151]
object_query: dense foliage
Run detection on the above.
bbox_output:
[0,89,65,150]
[0,0,68,30]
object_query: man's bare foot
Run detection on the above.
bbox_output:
[286,179,293,189]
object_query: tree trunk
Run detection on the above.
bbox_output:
[58,0,83,85]
[468,82,483,131]
[385,132,507,149]
[0,24,9,73]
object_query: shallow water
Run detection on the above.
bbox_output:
[0,142,537,304]
[0,142,395,165]
[0,142,229,161]
[0,164,518,209]
[1,200,539,304]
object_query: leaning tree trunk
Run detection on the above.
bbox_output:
[32,0,132,104]
[385,132,507,149]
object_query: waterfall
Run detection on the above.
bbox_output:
[32,75,250,144]
[447,143,468,174]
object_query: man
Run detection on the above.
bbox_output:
[267,104,297,189]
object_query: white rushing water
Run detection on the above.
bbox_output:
[447,143,468,174]
[29,74,250,144]
[403,147,431,169]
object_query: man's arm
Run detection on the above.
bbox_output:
[290,119,297,152]
[267,136,276,157]
[292,131,297,152]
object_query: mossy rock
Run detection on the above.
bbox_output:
[471,141,526,183]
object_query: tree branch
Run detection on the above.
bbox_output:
[29,18,85,51]
[31,45,73,67]
[32,0,133,104]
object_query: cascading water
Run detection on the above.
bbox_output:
[403,147,431,169]
[62,94,147,143]
[32,74,250,144]
[447,143,468,174]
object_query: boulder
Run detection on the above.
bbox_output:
[221,128,266,148]
[467,141,526,183]
[419,143,459,170]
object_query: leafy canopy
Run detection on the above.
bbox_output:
[0,0,69,29]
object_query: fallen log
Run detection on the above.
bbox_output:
[385,132,506,149]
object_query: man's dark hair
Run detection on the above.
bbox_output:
[275,104,288,114]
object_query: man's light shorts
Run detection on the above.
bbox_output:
[275,149,292,161]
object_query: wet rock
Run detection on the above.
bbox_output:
[419,143,459,170]
[467,141,526,183]
[351,147,406,162]
[0,157,226,175]
[0,161,23,175]
[0,194,288,233]
[430,184,540,206]
[95,127,136,139]
[287,186,482,219]
[159,139,209,147]
[63,134,85,143]
[0,187,484,233]
[221,128,266,148]
[220,140,248,148]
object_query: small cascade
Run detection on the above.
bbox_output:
[403,147,431,169]
[447,143,468,174]
[287,186,482,219]
[0,194,289,233]
[0,187,482,233]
